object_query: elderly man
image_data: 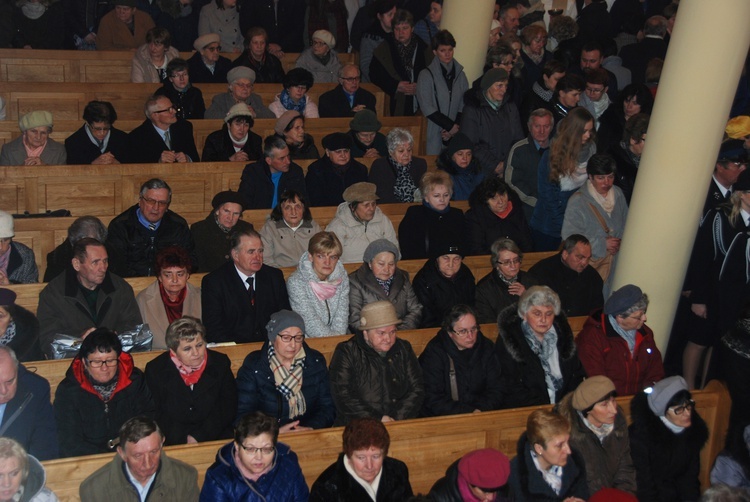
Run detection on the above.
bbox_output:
[126,95,199,164]
[205,66,275,119]
[230,27,286,83]
[528,234,604,317]
[702,139,748,215]
[80,416,199,500]
[201,228,289,343]
[329,300,424,425]
[0,111,66,166]
[187,33,232,83]
[318,63,377,117]
[238,135,308,210]
[106,178,195,277]
[37,237,143,357]
[295,29,341,83]
[0,347,58,460]
[326,182,399,263]
[305,132,368,207]
[619,15,669,84]
[44,216,111,282]
[95,0,155,50]
[498,3,520,36]
[505,108,554,222]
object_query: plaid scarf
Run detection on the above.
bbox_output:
[268,344,307,419]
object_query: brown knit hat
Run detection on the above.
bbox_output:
[572,376,616,411]
[359,301,402,330]
[274,110,302,135]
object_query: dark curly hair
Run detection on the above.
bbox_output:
[283,68,314,91]
[343,417,390,457]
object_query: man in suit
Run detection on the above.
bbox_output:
[619,15,668,85]
[126,95,199,164]
[201,228,290,343]
[318,63,377,118]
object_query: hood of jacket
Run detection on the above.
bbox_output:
[497,303,577,363]
[69,351,135,400]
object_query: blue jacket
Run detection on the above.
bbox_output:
[235,341,335,428]
[530,150,578,238]
[200,441,309,502]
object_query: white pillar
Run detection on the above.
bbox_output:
[440,0,495,84]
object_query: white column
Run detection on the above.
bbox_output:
[440,0,495,84]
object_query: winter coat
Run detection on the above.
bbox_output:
[348,263,422,331]
[187,51,232,84]
[326,202,399,264]
[237,159,309,210]
[436,158,484,202]
[64,124,129,165]
[329,332,424,426]
[465,195,534,255]
[629,390,709,502]
[136,281,202,349]
[96,9,154,50]
[295,48,342,83]
[527,252,604,318]
[556,393,636,495]
[370,35,433,116]
[4,241,38,284]
[200,441,308,501]
[305,156,369,207]
[348,129,388,158]
[576,309,665,396]
[287,252,350,338]
[130,44,181,83]
[2,303,43,362]
[154,82,206,119]
[285,133,320,160]
[369,156,428,204]
[505,135,547,220]
[412,259,475,328]
[54,352,155,457]
[310,453,414,502]
[12,1,65,49]
[719,321,750,433]
[318,86,377,118]
[198,2,243,53]
[0,136,66,166]
[494,305,586,408]
[418,329,503,416]
[259,217,321,268]
[269,94,320,119]
[397,204,465,260]
[145,349,236,445]
[475,270,537,324]
[416,57,469,155]
[190,212,254,273]
[607,142,640,205]
[230,51,285,83]
[235,341,335,428]
[204,92,275,120]
[201,127,263,162]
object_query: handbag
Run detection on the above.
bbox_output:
[586,202,615,282]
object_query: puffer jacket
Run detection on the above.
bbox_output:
[325,202,399,264]
[329,332,424,426]
[348,263,422,331]
[310,453,413,502]
[412,259,475,328]
[200,441,308,501]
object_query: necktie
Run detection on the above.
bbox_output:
[164,130,171,149]
[246,277,255,306]
[148,223,156,231]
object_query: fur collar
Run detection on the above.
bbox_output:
[629,391,709,449]
[497,304,578,363]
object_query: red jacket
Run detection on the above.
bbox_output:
[576,310,665,396]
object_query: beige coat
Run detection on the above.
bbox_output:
[136,281,202,349]
[130,45,180,83]
[259,217,322,268]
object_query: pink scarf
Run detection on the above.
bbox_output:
[457,471,483,501]
[23,136,45,158]
[169,351,207,386]
[310,279,342,301]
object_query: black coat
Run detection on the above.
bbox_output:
[495,305,586,408]
[397,204,466,260]
[310,454,414,502]
[201,128,263,161]
[239,0,306,52]
[576,0,614,44]
[465,195,533,255]
[190,213,254,273]
[527,253,604,318]
[201,261,290,343]
[2,304,42,362]
[370,35,433,116]
[287,133,320,160]
[44,240,119,282]
[145,349,237,445]
[125,118,200,163]
[305,156,369,207]
[237,159,309,209]
[65,125,130,165]
[412,259,476,328]
[187,51,232,83]
[318,85,377,118]
[608,141,639,204]
[475,270,537,324]
[230,51,286,83]
[619,37,668,85]
[629,390,708,502]
[154,83,206,119]
[368,156,428,204]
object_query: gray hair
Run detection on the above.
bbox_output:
[644,15,668,37]
[338,63,360,79]
[527,108,554,129]
[139,178,172,203]
[0,346,19,370]
[119,416,164,448]
[490,238,522,267]
[386,128,414,154]
[68,216,107,245]
[618,294,650,318]
[143,94,169,118]
[517,285,562,317]
[699,485,750,502]
[264,134,289,158]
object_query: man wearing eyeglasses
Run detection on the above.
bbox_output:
[126,94,200,164]
[106,178,196,277]
[319,63,377,118]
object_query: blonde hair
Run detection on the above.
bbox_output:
[0,437,29,482]
[420,171,453,196]
[548,108,594,182]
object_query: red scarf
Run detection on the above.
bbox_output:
[159,282,187,324]
[169,350,208,386]
[494,200,514,219]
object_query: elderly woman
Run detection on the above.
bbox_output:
[135,246,202,349]
[369,128,428,203]
[0,111,66,166]
[274,110,320,160]
[202,103,263,162]
[475,238,537,324]
[413,242,476,329]
[154,58,205,119]
[11,0,64,49]
[629,376,708,502]
[190,190,254,272]
[231,27,286,83]
[416,29,468,155]
[0,438,57,502]
[269,68,320,118]
[188,33,232,83]
[295,30,341,83]
[348,109,388,158]
[519,24,552,92]
[466,176,533,255]
[597,83,654,153]
[287,231,349,338]
[397,171,465,260]
[348,239,422,332]
[198,0,243,53]
[259,190,321,268]
[508,409,589,501]
[131,27,180,83]
[201,411,309,500]
[65,101,129,165]
[556,376,637,495]
[0,212,37,287]
[531,107,597,251]
[310,417,414,500]
[419,304,503,416]
[144,317,236,445]
[326,182,399,264]
[236,310,334,430]
[305,133,368,207]
[436,133,484,201]
[54,328,154,457]
[429,448,511,501]
[0,288,42,362]
[495,286,586,408]
[205,66,275,119]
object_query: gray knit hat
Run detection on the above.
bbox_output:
[647,375,689,416]
[363,239,400,264]
[266,310,306,342]
[228,66,256,85]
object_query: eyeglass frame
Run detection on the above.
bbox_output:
[238,443,276,456]
[277,334,304,343]
[496,258,522,267]
[151,106,176,114]
[86,358,119,368]
[669,399,695,415]
[140,196,170,208]
[451,326,479,337]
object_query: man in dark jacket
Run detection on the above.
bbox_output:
[305,132,368,207]
[238,135,308,209]
[106,178,196,277]
[125,95,200,163]
[619,15,668,85]
[318,64,377,118]
[187,33,232,83]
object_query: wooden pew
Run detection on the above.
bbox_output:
[40,380,731,500]
[0,82,385,121]
[0,49,356,83]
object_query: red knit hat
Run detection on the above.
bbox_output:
[589,488,638,502]
[457,448,510,490]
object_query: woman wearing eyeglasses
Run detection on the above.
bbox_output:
[54,328,155,457]
[628,376,708,502]
[235,310,335,432]
[201,411,309,501]
[418,304,503,417]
